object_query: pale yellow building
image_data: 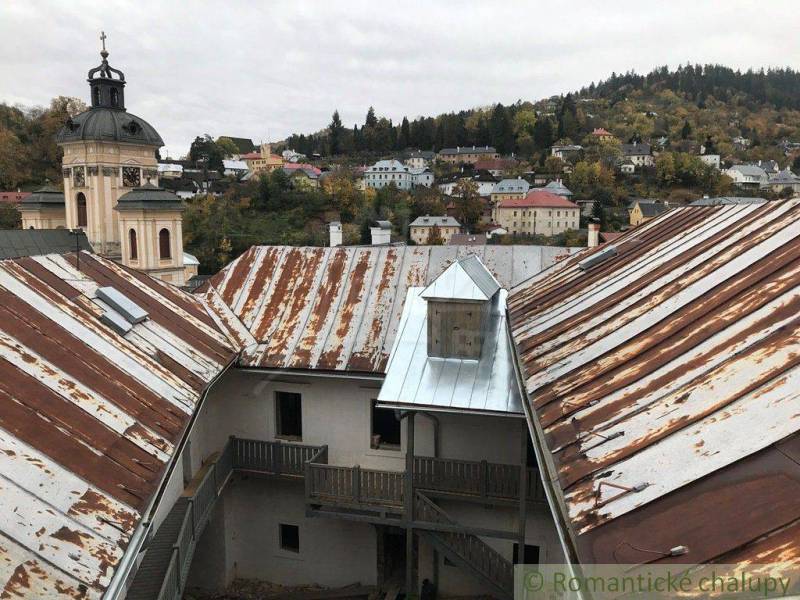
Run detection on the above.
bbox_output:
[19,186,67,229]
[629,199,668,227]
[492,191,580,236]
[409,215,461,244]
[22,40,190,284]
[490,178,530,206]
[243,143,284,174]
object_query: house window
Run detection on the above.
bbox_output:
[513,543,540,565]
[279,523,300,553]
[76,193,87,227]
[159,228,171,259]
[276,391,302,439]
[371,400,401,450]
[129,229,138,260]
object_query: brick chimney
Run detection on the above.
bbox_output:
[588,219,600,248]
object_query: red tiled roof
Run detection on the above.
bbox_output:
[0,191,31,204]
[241,152,261,160]
[283,163,322,176]
[497,190,579,209]
[600,231,624,242]
[591,127,613,136]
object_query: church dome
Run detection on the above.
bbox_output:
[115,183,184,211]
[20,185,65,208]
[56,108,163,146]
[56,38,164,147]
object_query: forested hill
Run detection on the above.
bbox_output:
[283,64,800,163]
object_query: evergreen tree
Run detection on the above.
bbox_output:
[365,106,378,128]
[532,119,554,151]
[328,110,344,155]
[400,117,410,149]
[681,120,693,140]
[490,103,514,154]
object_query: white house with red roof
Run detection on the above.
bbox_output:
[492,190,580,236]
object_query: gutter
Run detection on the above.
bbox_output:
[103,351,240,600]
[506,312,585,586]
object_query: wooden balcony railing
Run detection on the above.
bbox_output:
[413,456,545,502]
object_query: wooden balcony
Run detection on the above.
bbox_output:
[305,455,544,513]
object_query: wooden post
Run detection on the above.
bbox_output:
[517,421,528,564]
[353,465,361,504]
[405,412,416,598]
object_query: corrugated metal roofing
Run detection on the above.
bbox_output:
[0,251,236,598]
[203,245,576,373]
[378,288,521,415]
[508,198,800,566]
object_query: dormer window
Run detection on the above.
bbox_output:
[421,255,501,360]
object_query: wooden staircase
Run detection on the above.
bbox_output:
[414,492,514,600]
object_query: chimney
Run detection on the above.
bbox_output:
[329,221,342,247]
[370,221,391,245]
[588,218,600,248]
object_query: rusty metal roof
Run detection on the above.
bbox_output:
[0,251,236,598]
[508,198,800,566]
[203,245,576,373]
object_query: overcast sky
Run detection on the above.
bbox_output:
[1,1,799,156]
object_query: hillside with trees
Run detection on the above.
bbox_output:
[284,64,800,163]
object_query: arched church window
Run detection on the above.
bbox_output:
[93,86,100,106]
[159,228,171,259]
[129,229,138,260]
[110,88,119,108]
[76,193,87,227]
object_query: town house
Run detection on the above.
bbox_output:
[492,191,580,236]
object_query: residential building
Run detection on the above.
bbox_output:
[620,141,654,167]
[746,159,780,176]
[439,172,497,197]
[724,164,769,188]
[473,157,518,177]
[18,185,67,229]
[283,163,323,188]
[222,159,249,178]
[490,177,530,205]
[404,150,436,169]
[0,190,31,204]
[242,143,284,174]
[409,166,434,187]
[409,215,461,244]
[5,196,800,600]
[590,127,615,141]
[761,168,800,194]
[550,144,582,161]
[364,159,413,190]
[619,159,635,174]
[699,153,721,169]
[157,162,184,178]
[629,198,668,226]
[492,191,580,236]
[541,180,573,198]
[364,160,432,190]
[438,145,498,165]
